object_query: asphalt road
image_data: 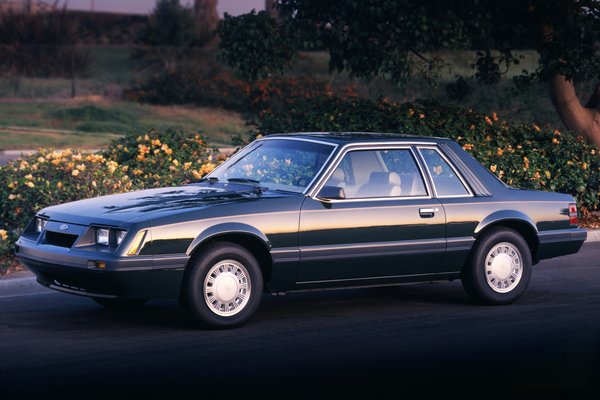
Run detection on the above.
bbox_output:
[2,244,600,399]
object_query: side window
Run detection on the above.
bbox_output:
[419,148,470,197]
[322,148,427,199]
[379,150,427,196]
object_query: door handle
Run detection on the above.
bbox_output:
[419,208,438,218]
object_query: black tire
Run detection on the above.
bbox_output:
[180,242,263,329]
[462,227,532,305]
[92,297,147,309]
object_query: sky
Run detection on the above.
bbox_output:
[52,0,264,16]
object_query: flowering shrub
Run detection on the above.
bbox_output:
[255,96,600,214]
[0,129,223,269]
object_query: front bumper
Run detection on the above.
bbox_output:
[536,228,587,261]
[16,237,189,299]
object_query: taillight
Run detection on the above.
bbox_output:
[568,203,578,226]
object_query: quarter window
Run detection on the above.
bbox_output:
[419,148,470,197]
[322,148,427,199]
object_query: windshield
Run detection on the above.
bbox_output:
[207,138,336,193]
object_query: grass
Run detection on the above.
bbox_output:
[0,100,246,149]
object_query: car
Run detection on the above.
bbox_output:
[16,132,587,328]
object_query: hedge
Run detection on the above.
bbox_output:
[255,96,600,213]
[0,129,222,270]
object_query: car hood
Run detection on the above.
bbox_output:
[39,183,287,227]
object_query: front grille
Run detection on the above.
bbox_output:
[45,231,78,248]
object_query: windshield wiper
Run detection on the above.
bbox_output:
[227,178,261,184]
[199,177,219,184]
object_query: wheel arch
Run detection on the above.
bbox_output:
[474,211,539,263]
[186,223,273,287]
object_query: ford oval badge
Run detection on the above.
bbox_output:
[59,224,69,231]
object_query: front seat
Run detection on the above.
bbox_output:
[356,171,401,198]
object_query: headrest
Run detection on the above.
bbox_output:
[331,167,345,182]
[369,171,401,186]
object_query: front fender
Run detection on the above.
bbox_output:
[474,210,538,236]
[186,222,271,255]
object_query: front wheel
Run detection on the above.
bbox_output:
[462,227,532,305]
[180,242,263,329]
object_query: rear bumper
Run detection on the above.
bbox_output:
[536,228,587,261]
[16,237,188,299]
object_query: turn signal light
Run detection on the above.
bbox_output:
[568,203,578,226]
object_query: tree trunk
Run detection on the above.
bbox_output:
[550,76,600,147]
[194,0,219,38]
[544,23,600,147]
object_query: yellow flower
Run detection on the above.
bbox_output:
[552,138,559,144]
[469,124,476,130]
[462,143,474,151]
[191,170,202,180]
[533,124,541,132]
[152,139,162,146]
[492,112,498,122]
[107,161,118,174]
[0,229,7,241]
[25,181,35,188]
[545,170,551,179]
[496,148,503,156]
[172,159,179,166]
[485,116,493,126]
[592,149,596,155]
[184,162,192,170]
[490,165,497,173]
[138,144,150,155]
[72,169,80,177]
[583,162,588,170]
[57,182,63,189]
[37,157,45,163]
[8,182,16,189]
[407,108,415,117]
[144,134,150,141]
[553,129,561,136]
[8,194,16,200]
[24,174,33,180]
[72,153,82,161]
[76,164,86,171]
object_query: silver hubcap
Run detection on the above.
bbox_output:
[204,260,251,317]
[485,242,523,293]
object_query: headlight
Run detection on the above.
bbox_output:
[116,230,127,245]
[96,228,110,246]
[94,227,127,247]
[35,218,48,233]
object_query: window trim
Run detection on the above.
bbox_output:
[417,146,474,198]
[308,144,433,203]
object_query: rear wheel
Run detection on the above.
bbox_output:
[462,227,532,305]
[180,242,263,329]
[92,297,147,309]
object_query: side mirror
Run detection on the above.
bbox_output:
[317,186,346,200]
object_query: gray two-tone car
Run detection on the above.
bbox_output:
[16,133,586,328]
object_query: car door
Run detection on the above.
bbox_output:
[297,145,446,288]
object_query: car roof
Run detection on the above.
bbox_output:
[264,132,454,145]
